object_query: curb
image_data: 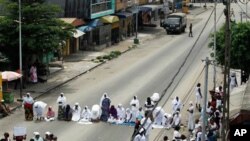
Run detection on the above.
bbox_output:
[9,8,207,112]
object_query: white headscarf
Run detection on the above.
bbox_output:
[100,92,109,106]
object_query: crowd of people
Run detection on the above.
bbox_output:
[1,71,248,141]
[1,131,57,141]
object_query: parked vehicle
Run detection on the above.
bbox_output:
[162,12,187,34]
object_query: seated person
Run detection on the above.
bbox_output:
[45,106,55,121]
[0,100,11,117]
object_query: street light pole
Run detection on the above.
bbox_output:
[202,57,210,141]
[246,0,248,21]
[213,0,217,90]
[18,0,23,99]
[134,0,139,44]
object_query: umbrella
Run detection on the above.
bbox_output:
[1,71,22,81]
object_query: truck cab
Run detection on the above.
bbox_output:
[162,13,187,34]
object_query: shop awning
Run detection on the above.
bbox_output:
[101,15,119,24]
[115,12,133,18]
[73,29,85,38]
[59,18,85,27]
[78,26,93,32]
[140,5,164,11]
[88,19,104,28]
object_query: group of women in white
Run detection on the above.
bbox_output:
[29,91,185,133]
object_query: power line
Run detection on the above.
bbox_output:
[131,7,218,141]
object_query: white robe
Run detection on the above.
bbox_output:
[162,113,172,129]
[33,101,47,118]
[81,108,91,121]
[117,107,125,120]
[57,96,66,106]
[133,134,146,141]
[140,117,152,136]
[23,96,34,105]
[130,98,140,122]
[195,86,202,105]
[72,106,81,121]
[188,105,194,130]
[173,130,181,141]
[172,114,181,127]
[91,104,101,120]
[153,107,165,125]
[172,99,182,113]
[125,109,132,122]
[32,137,44,141]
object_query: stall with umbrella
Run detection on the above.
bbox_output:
[1,71,22,103]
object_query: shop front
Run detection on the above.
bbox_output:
[101,16,120,45]
[115,11,133,40]
[78,26,93,51]
[88,19,112,50]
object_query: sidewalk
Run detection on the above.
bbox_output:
[5,6,209,112]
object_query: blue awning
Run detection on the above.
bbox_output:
[115,11,133,18]
[88,19,103,28]
[78,26,93,32]
[139,6,152,13]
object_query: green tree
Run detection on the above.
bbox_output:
[209,22,250,74]
[0,0,74,69]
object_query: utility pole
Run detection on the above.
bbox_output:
[222,0,231,140]
[134,0,139,44]
[19,0,23,100]
[240,11,243,22]
[213,0,217,90]
[201,57,211,141]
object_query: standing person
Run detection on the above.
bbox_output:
[32,132,44,141]
[100,93,111,122]
[1,132,11,141]
[140,113,153,141]
[172,111,181,128]
[144,97,154,121]
[130,96,140,122]
[172,97,182,114]
[29,64,38,83]
[230,72,238,90]
[187,101,194,132]
[71,103,81,121]
[189,23,193,37]
[241,71,248,84]
[22,93,34,121]
[195,83,202,110]
[133,128,146,141]
[45,106,55,122]
[56,93,66,120]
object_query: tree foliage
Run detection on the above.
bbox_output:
[209,22,250,73]
[0,0,74,68]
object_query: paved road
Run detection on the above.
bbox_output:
[0,4,228,141]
